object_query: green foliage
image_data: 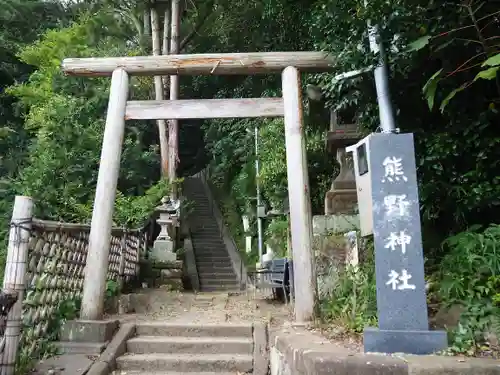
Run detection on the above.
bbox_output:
[106,280,120,298]
[2,12,161,226]
[319,262,378,334]
[113,179,170,227]
[264,217,289,258]
[310,0,499,260]
[436,224,500,355]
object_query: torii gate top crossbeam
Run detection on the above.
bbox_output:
[61,52,335,77]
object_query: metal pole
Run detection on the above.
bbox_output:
[255,126,264,264]
[366,10,396,133]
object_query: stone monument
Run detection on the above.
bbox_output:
[347,133,447,354]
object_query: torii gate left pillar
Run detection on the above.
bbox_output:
[62,52,336,322]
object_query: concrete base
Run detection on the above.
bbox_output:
[272,325,500,375]
[60,320,119,343]
[253,322,269,375]
[363,327,448,355]
[34,354,93,375]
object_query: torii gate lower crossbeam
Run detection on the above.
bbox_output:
[69,52,332,323]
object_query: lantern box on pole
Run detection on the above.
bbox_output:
[346,134,373,237]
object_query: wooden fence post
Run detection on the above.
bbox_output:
[1,196,34,375]
[80,68,129,320]
[281,66,316,323]
[118,233,127,290]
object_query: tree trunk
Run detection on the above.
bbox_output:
[143,9,151,47]
[162,4,171,98]
[169,0,181,197]
[151,6,169,177]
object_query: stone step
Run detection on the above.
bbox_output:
[196,262,233,267]
[199,274,238,280]
[200,284,240,290]
[195,253,228,257]
[196,263,233,268]
[192,240,224,243]
[127,336,252,355]
[135,323,252,338]
[199,283,239,289]
[191,238,224,243]
[200,286,242,292]
[55,341,106,355]
[116,353,253,372]
[112,372,238,375]
[193,246,227,251]
[202,272,236,280]
[193,244,226,248]
[198,274,236,279]
[200,279,239,286]
[194,246,227,250]
[197,269,235,274]
[196,267,235,276]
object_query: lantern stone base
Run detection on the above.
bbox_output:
[146,259,184,290]
[324,189,358,215]
[151,238,177,263]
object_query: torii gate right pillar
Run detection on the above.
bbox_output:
[282,66,317,323]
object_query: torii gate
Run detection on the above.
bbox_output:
[61,52,336,323]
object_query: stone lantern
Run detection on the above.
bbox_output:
[324,110,363,215]
[151,196,180,263]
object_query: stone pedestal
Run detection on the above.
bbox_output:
[154,260,184,290]
[151,197,180,263]
[151,237,176,262]
[324,116,362,216]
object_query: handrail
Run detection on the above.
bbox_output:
[193,168,250,290]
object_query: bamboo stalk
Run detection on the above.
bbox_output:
[1,196,34,375]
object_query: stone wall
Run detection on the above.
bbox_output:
[312,214,359,299]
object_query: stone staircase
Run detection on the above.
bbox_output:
[115,322,254,374]
[183,177,241,292]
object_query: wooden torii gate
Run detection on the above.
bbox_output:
[61,51,336,323]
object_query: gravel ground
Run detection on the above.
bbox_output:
[105,287,293,327]
[105,287,363,354]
